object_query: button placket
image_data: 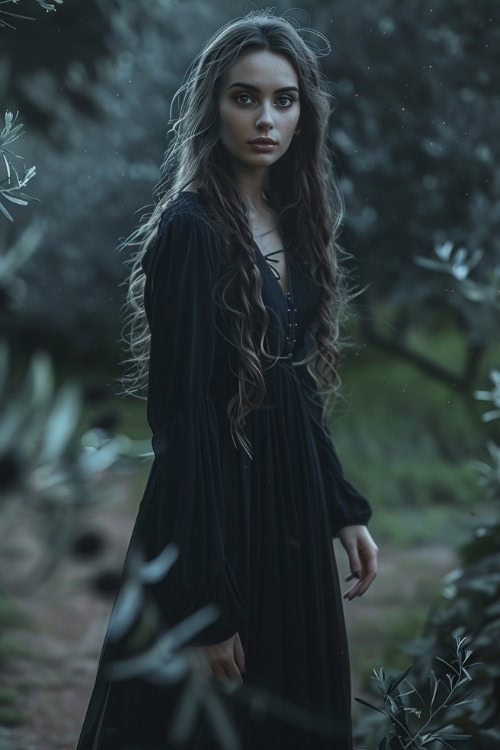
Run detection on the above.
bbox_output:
[257,246,296,360]
[285,290,296,358]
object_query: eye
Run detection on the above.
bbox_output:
[276,95,295,107]
[233,93,295,107]
[234,93,252,105]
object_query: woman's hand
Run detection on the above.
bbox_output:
[338,525,378,600]
[191,632,246,684]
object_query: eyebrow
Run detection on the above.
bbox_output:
[227,82,299,94]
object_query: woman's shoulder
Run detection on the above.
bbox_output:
[144,196,216,291]
[156,192,212,244]
[148,192,215,274]
[160,190,208,223]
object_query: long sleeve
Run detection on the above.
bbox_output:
[295,357,373,538]
[139,208,247,647]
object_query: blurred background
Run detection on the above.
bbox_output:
[0,0,498,748]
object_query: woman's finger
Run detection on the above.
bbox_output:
[233,632,246,674]
[344,573,375,599]
[346,541,362,580]
[212,663,229,681]
[198,635,245,685]
[344,552,377,599]
[213,659,243,684]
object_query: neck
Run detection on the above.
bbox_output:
[230,165,271,215]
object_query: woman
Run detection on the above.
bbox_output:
[77,10,378,750]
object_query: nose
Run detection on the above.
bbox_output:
[256,101,274,131]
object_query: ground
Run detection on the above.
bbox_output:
[0,476,459,750]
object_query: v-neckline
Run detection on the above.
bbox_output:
[253,242,293,298]
[178,192,293,298]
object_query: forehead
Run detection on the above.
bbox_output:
[221,49,298,88]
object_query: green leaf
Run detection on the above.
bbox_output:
[354,696,387,716]
[1,193,28,206]
[444,687,475,707]
[0,199,14,221]
[387,665,412,696]
[430,669,439,706]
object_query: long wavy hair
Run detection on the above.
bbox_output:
[118,9,365,460]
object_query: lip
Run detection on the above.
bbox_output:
[248,138,278,145]
[249,142,277,152]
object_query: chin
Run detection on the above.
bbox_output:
[246,148,280,158]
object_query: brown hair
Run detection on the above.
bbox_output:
[118,9,365,460]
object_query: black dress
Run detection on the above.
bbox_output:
[76,191,373,750]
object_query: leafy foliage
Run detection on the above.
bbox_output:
[0,0,62,31]
[1,0,497,358]
[355,636,478,749]
[0,110,38,222]
[354,186,500,750]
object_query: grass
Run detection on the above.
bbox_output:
[369,504,478,548]
[322,308,500,549]
[354,604,431,681]
[0,595,33,637]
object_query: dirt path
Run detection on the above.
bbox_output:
[0,489,459,750]
[0,479,138,750]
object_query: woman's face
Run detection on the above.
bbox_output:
[217,49,301,169]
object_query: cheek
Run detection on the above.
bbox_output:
[272,106,300,135]
[286,106,301,129]
[219,103,246,135]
